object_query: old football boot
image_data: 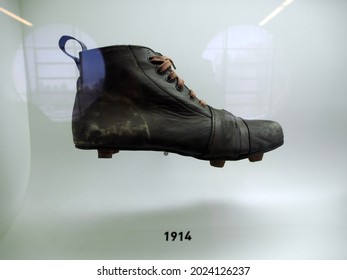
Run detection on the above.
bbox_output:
[59,35,283,168]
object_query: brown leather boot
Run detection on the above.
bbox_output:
[59,35,283,168]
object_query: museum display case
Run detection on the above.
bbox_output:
[0,0,346,260]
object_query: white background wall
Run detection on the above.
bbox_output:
[0,0,346,259]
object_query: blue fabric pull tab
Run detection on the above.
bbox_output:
[58,35,87,67]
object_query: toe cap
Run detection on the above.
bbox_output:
[243,119,284,154]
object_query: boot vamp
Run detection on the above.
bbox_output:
[204,109,284,160]
[204,109,249,160]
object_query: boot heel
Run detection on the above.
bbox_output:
[248,153,263,162]
[98,149,119,158]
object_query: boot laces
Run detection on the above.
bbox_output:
[149,55,207,106]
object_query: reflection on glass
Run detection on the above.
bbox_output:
[12,24,95,121]
[203,25,275,118]
[0,6,33,26]
[259,0,294,26]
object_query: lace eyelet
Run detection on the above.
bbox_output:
[166,76,175,83]
[155,68,165,75]
[176,85,184,92]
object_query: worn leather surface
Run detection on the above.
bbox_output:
[71,45,283,160]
